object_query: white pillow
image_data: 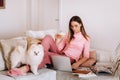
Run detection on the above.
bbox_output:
[96,50,111,62]
[25,29,57,40]
[44,29,58,39]
[26,30,45,39]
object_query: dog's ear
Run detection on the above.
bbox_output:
[31,38,42,44]
[27,37,42,44]
[37,39,42,44]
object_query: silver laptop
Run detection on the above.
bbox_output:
[51,55,72,72]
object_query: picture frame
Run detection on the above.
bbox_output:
[0,0,5,9]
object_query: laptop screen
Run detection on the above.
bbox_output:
[51,55,72,72]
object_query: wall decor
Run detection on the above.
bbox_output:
[0,0,5,9]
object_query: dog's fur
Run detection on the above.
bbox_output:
[10,37,44,75]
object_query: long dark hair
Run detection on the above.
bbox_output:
[68,16,89,43]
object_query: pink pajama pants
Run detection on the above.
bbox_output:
[38,35,60,68]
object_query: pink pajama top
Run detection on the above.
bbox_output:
[57,32,90,62]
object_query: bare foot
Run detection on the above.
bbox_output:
[19,65,30,73]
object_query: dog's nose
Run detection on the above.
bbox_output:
[34,51,39,56]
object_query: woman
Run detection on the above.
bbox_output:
[8,16,90,76]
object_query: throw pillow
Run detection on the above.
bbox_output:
[0,37,27,70]
[25,29,57,40]
[81,50,97,67]
[113,43,120,63]
[0,46,5,70]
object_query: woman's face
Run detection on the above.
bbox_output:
[71,21,81,33]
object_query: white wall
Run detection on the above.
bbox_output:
[38,0,59,30]
[0,0,59,39]
[0,0,28,39]
[0,0,40,39]
[0,0,120,52]
[59,0,120,52]
[27,0,39,31]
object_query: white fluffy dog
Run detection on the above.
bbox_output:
[10,39,44,75]
[27,44,44,75]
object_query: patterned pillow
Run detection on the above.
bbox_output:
[113,43,120,63]
[0,37,27,70]
[81,50,97,67]
[0,47,5,70]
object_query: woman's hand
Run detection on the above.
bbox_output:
[72,62,80,69]
[59,52,65,55]
[55,33,65,44]
[72,57,89,69]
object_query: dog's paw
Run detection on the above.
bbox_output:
[33,72,39,75]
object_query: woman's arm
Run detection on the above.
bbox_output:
[72,57,89,69]
[72,38,90,69]
[56,34,67,51]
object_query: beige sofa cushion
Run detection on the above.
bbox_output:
[0,68,56,80]
[0,74,15,80]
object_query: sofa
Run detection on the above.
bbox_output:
[0,29,119,80]
[0,68,56,80]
